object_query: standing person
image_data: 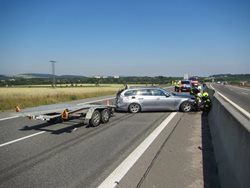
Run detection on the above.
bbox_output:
[174,81,179,92]
[178,80,182,92]
[202,83,208,91]
[202,92,211,111]
[194,92,203,111]
[190,84,200,96]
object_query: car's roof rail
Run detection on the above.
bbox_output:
[127,86,158,89]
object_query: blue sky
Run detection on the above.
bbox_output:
[0,0,249,76]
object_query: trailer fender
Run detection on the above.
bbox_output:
[85,107,97,120]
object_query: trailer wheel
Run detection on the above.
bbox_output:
[90,110,101,127]
[101,109,110,123]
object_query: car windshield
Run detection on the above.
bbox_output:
[181,81,190,84]
[151,89,165,96]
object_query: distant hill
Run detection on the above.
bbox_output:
[0,75,11,80]
[58,75,87,79]
[210,73,250,77]
[1,73,249,86]
[13,73,87,79]
[1,73,249,80]
[15,73,53,79]
[209,74,250,81]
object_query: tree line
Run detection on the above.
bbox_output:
[1,74,249,87]
[0,76,182,87]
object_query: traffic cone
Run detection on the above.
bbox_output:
[15,106,21,112]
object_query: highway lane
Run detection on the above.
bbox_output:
[0,86,179,187]
[0,99,173,188]
[210,83,250,113]
[0,95,116,146]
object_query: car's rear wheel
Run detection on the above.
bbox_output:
[128,103,141,113]
[180,101,192,112]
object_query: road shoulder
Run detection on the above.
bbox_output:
[118,112,220,188]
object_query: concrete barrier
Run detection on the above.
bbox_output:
[208,89,250,188]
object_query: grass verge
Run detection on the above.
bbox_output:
[0,86,122,112]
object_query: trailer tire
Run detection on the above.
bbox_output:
[101,109,110,123]
[90,110,101,127]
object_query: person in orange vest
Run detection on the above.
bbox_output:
[178,80,182,92]
[175,80,181,92]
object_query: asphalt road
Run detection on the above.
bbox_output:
[210,83,250,113]
[0,95,174,188]
[0,86,220,188]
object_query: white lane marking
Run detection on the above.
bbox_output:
[217,91,250,119]
[210,84,217,91]
[98,112,177,188]
[0,97,115,148]
[0,115,20,121]
[227,85,250,92]
[0,131,46,148]
[77,97,115,105]
[241,92,248,95]
[210,84,250,119]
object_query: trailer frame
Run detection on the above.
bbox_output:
[23,104,115,127]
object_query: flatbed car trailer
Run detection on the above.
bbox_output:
[21,104,115,127]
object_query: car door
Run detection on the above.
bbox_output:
[136,89,155,110]
[152,89,177,111]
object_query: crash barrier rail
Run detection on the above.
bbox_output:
[207,89,250,188]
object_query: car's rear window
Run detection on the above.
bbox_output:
[124,89,153,96]
[137,89,152,96]
[124,90,137,96]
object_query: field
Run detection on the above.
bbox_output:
[0,84,124,112]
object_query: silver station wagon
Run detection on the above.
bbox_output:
[115,87,195,113]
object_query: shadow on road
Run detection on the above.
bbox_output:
[19,119,88,134]
[201,112,221,188]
